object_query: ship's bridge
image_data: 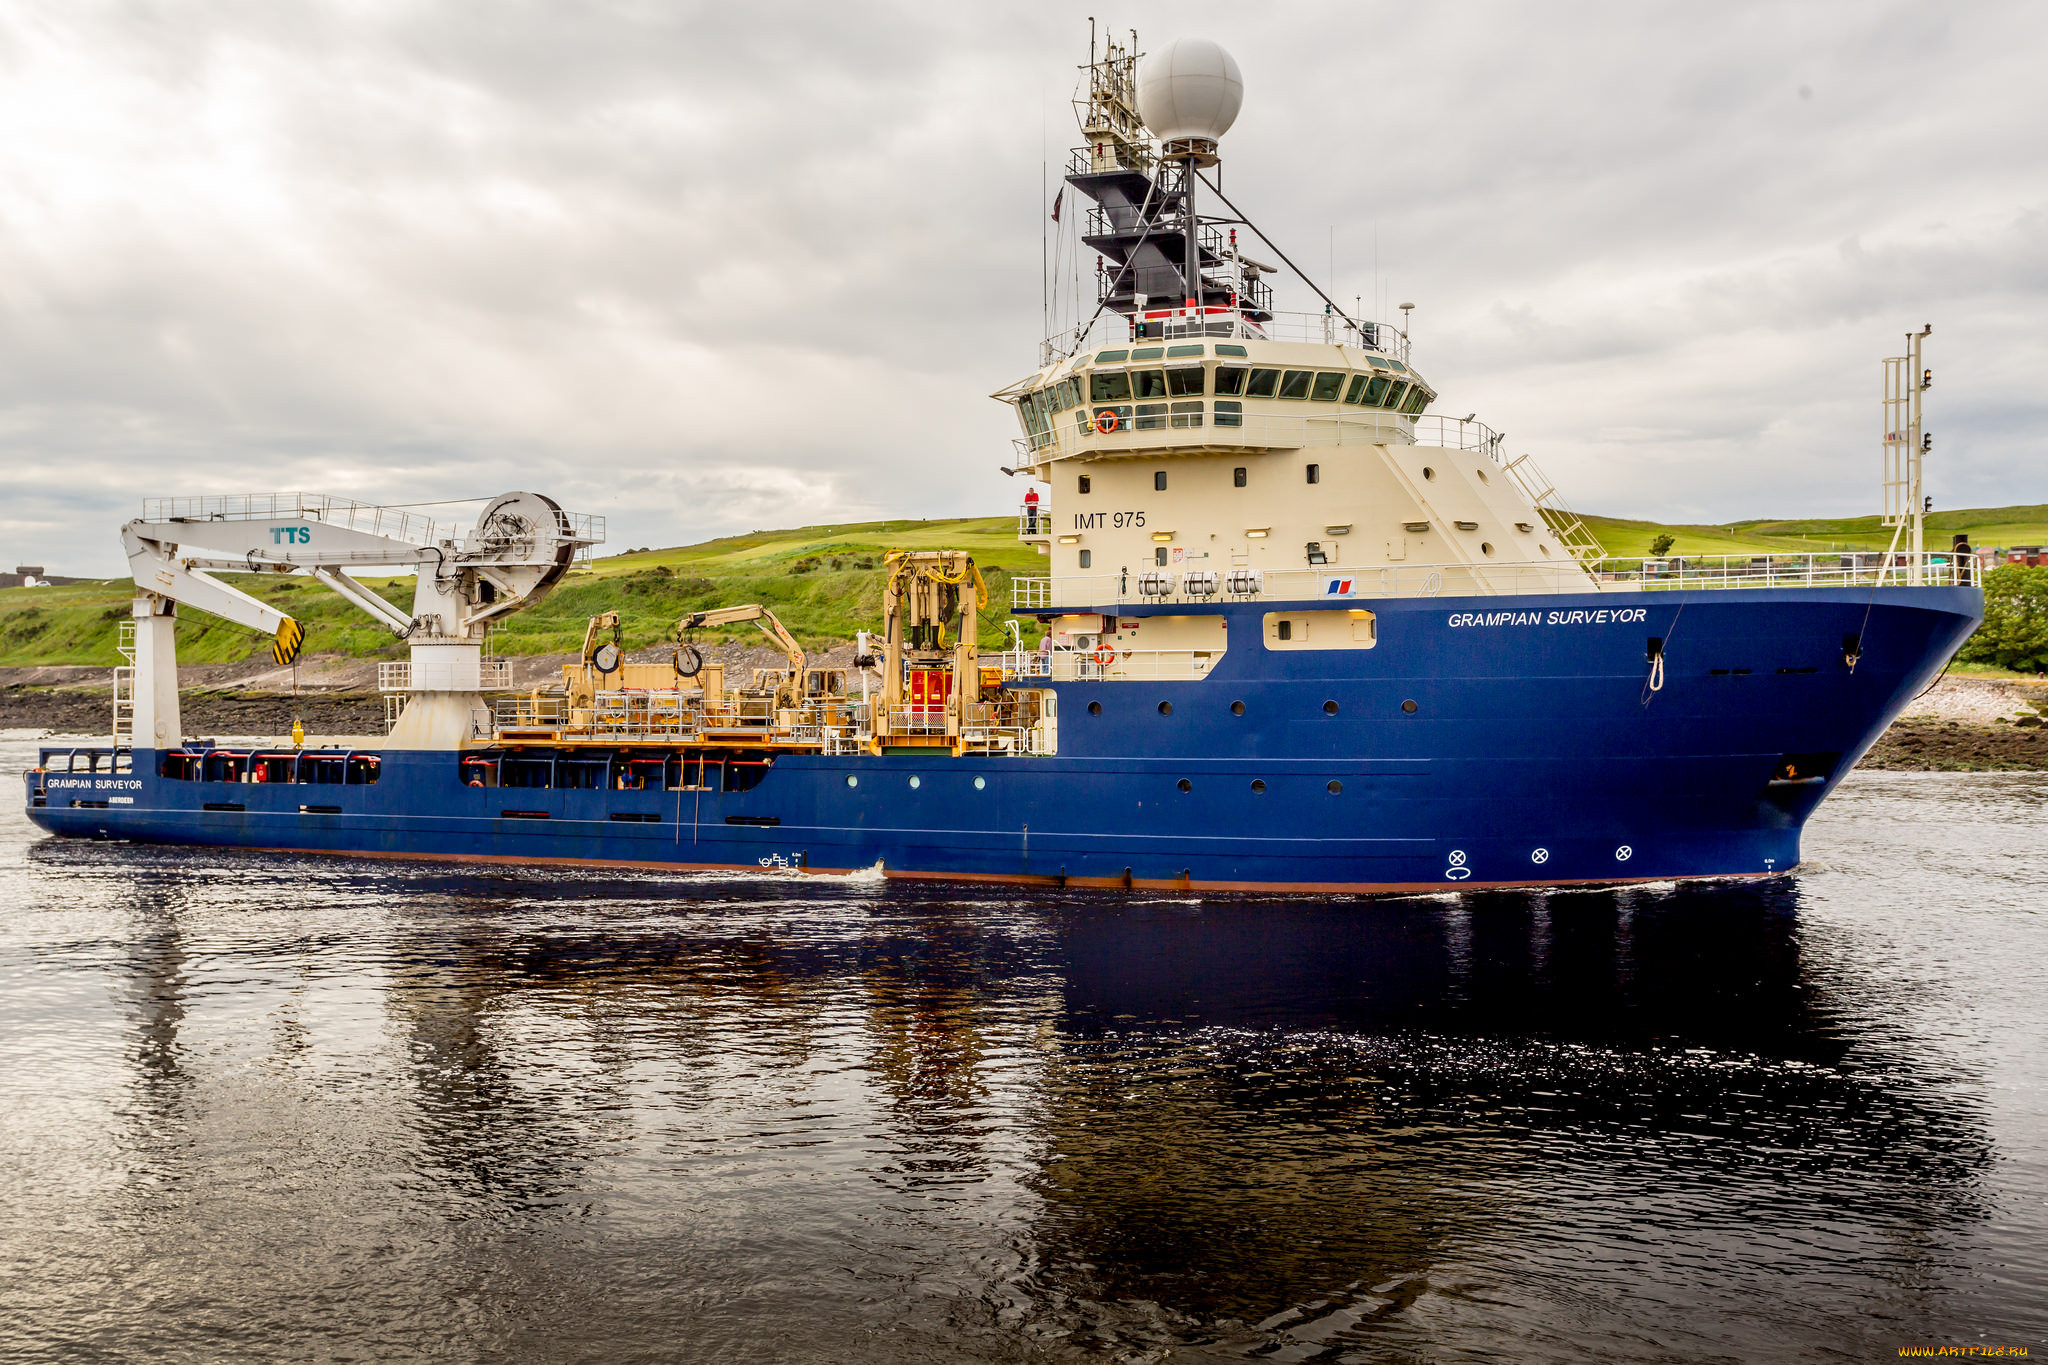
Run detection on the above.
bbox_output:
[998,330,1598,608]
[1003,332,1444,464]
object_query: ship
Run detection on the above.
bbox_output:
[23,33,1982,892]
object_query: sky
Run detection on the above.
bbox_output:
[1,0,2043,575]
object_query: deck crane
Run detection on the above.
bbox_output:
[119,491,600,749]
[561,603,810,713]
[676,604,809,708]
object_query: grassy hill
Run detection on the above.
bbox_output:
[1578,506,2048,558]
[0,517,1042,667]
[4,506,2039,669]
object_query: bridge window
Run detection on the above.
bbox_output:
[1364,374,1392,405]
[1381,382,1410,410]
[1132,370,1168,400]
[1166,344,1206,358]
[1278,370,1313,399]
[1214,401,1242,428]
[1131,347,1164,360]
[1091,371,1131,402]
[1344,374,1370,404]
[1214,366,1247,396]
[1402,385,1435,415]
[1245,368,1280,398]
[1216,344,1249,357]
[1166,366,1206,396]
[1169,400,1203,428]
[1096,350,1129,363]
[1310,372,1345,401]
[1134,402,1167,430]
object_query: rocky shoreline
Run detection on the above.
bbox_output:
[5,660,2044,772]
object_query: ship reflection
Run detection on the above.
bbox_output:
[99,858,1991,1345]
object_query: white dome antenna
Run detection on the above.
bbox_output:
[1135,37,1243,165]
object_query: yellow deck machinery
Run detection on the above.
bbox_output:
[490,551,1054,759]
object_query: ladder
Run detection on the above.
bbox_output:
[1504,452,1607,565]
[112,620,136,740]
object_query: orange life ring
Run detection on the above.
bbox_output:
[1093,643,1116,666]
[1094,409,1120,433]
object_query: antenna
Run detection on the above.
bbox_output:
[1880,323,1934,585]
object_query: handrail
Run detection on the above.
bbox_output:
[140,492,443,546]
[1044,308,1412,364]
[1011,551,1975,611]
[1015,406,1438,461]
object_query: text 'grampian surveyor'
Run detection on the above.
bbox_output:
[1447,608,1652,628]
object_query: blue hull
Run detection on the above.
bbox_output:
[25,587,1982,891]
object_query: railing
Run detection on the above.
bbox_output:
[1044,309,1411,366]
[494,695,566,731]
[1411,415,1506,459]
[1010,552,1976,611]
[377,658,514,691]
[1016,504,1051,539]
[142,493,442,547]
[1015,406,1428,463]
[1593,552,1979,591]
[990,647,1221,682]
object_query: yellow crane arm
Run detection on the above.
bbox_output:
[678,603,807,702]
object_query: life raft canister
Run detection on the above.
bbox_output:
[1094,409,1120,433]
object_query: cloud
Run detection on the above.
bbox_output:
[0,0,2042,574]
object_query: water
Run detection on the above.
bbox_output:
[2,732,2043,1363]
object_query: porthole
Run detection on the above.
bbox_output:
[1323,699,1339,715]
[845,775,858,788]
[1422,466,1436,480]
[1250,779,1267,794]
[1327,780,1344,794]
[1088,701,1102,716]
[1230,700,1245,716]
[909,775,921,789]
[1158,700,1173,716]
[974,776,986,790]
[1177,778,1192,793]
[1401,699,1418,714]
[1481,542,1495,556]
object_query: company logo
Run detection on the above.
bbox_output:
[1323,578,1356,597]
[270,526,312,545]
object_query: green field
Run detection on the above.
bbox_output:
[4,506,2040,668]
[1577,506,2048,558]
[0,518,1044,667]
